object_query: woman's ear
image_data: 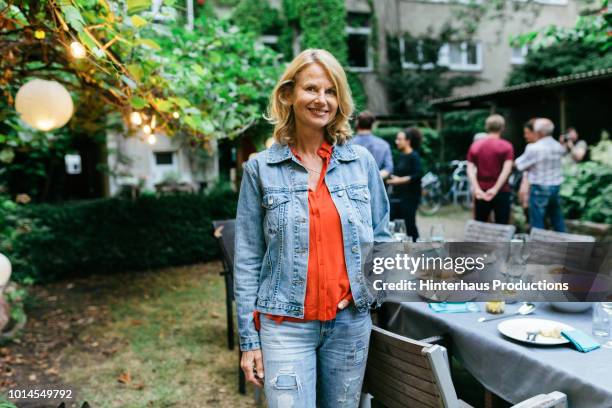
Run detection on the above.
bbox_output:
[278,81,294,106]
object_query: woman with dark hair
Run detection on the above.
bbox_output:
[386,127,423,241]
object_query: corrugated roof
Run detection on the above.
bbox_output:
[430,67,612,107]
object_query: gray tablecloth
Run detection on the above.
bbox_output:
[382,301,612,408]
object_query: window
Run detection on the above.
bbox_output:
[346,12,373,72]
[260,35,280,52]
[438,41,482,71]
[399,37,436,69]
[155,152,174,166]
[511,45,529,65]
[152,151,179,183]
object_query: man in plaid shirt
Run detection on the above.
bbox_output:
[515,118,566,232]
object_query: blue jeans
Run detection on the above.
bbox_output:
[529,184,565,232]
[260,305,372,408]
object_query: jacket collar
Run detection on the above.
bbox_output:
[266,141,359,164]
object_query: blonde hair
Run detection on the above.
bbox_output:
[485,114,505,133]
[265,49,354,145]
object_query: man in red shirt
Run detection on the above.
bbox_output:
[466,114,515,224]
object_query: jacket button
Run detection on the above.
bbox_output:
[337,191,344,197]
[352,246,359,253]
[268,197,274,205]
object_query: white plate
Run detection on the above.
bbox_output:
[497,318,574,345]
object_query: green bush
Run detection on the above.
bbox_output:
[374,126,440,172]
[560,161,612,224]
[10,185,238,283]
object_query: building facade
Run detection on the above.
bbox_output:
[243,0,587,115]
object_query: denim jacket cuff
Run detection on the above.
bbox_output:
[240,335,261,351]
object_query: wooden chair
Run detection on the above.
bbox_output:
[464,220,516,242]
[212,219,236,350]
[361,326,567,408]
[529,227,595,243]
[212,219,247,395]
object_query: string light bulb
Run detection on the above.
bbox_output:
[34,30,45,40]
[70,41,86,59]
[147,134,156,145]
[143,124,152,134]
[172,111,180,119]
[129,112,142,125]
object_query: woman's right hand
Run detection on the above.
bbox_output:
[241,349,265,388]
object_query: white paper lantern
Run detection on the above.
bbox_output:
[0,253,11,294]
[15,79,74,131]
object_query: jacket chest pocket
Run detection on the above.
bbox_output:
[262,193,290,234]
[347,187,372,227]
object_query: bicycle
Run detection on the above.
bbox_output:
[419,160,472,216]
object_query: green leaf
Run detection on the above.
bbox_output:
[127,64,144,82]
[209,51,222,65]
[127,0,152,15]
[184,115,202,130]
[131,15,148,28]
[130,96,148,109]
[59,5,85,33]
[121,75,137,89]
[192,64,207,76]
[154,98,174,113]
[0,148,15,164]
[137,38,161,51]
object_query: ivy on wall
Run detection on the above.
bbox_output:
[233,0,368,111]
[383,30,477,117]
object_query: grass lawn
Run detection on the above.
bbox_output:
[1,263,256,408]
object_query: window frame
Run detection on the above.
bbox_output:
[346,24,373,72]
[511,44,529,65]
[399,37,435,70]
[438,41,483,72]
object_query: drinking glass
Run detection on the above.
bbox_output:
[430,224,445,243]
[392,219,407,242]
[593,302,612,348]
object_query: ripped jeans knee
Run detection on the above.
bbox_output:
[264,363,306,408]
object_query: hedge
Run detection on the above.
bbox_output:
[11,186,238,283]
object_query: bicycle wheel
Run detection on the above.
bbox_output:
[419,186,442,215]
[457,180,473,210]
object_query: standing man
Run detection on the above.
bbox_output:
[352,111,394,178]
[560,126,588,165]
[516,118,566,232]
[467,114,515,224]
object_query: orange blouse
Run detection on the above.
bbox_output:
[254,141,352,330]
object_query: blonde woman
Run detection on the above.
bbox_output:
[234,49,391,407]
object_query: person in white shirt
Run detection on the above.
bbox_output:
[515,118,566,232]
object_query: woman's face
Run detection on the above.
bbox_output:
[523,127,536,143]
[395,132,408,150]
[289,63,338,133]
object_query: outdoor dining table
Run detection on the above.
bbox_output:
[380,300,612,408]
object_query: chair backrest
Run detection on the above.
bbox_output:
[529,227,595,243]
[464,220,516,242]
[528,227,596,272]
[212,219,236,271]
[364,326,458,408]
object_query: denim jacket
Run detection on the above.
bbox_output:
[234,142,391,351]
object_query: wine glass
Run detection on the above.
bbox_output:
[430,224,445,243]
[392,219,407,242]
